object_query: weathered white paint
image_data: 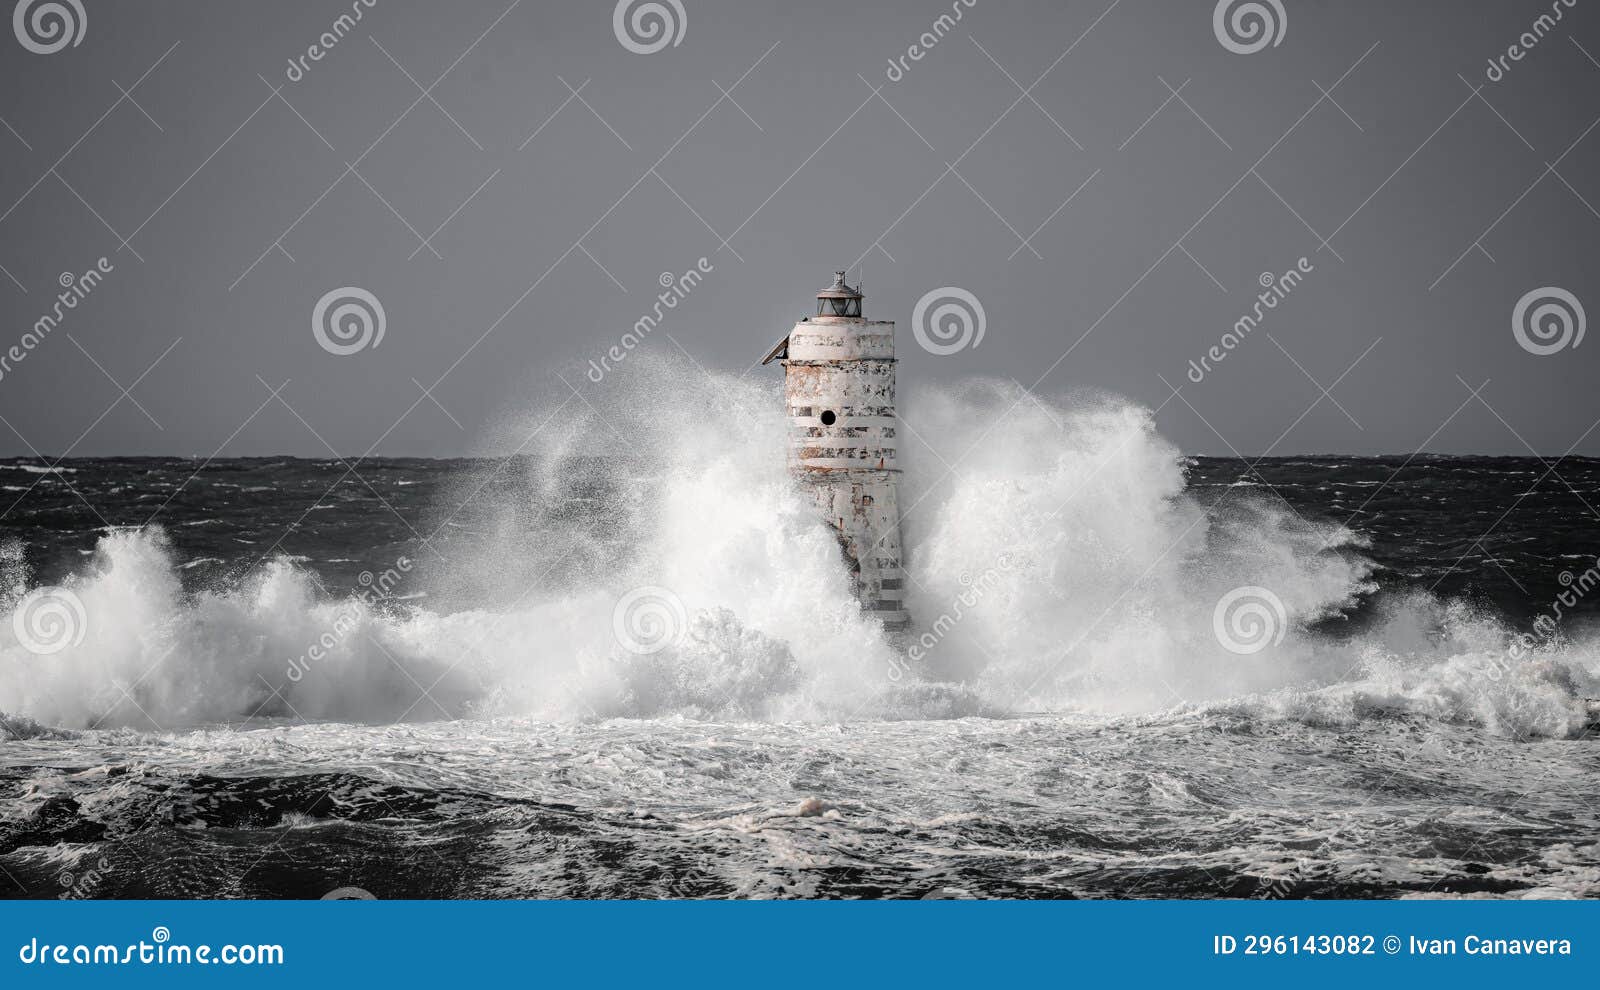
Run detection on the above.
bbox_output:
[772,273,908,631]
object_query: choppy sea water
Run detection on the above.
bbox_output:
[1,378,1598,899]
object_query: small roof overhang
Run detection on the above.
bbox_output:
[759,334,789,366]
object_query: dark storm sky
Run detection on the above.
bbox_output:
[0,0,1596,458]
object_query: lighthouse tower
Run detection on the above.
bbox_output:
[761,271,908,632]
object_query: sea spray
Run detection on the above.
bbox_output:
[0,358,1592,733]
[897,379,1375,712]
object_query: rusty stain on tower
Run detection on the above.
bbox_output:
[763,271,908,632]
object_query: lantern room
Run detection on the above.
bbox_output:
[816,270,863,318]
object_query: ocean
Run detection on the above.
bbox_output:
[1,379,1597,899]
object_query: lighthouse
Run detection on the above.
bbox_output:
[762,271,908,632]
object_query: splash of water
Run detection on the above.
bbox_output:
[0,360,1592,735]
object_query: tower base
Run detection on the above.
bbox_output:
[802,474,907,631]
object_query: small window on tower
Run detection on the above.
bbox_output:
[819,410,837,426]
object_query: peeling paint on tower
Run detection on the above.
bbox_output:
[762,272,908,632]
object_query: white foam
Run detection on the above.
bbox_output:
[0,362,1592,735]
